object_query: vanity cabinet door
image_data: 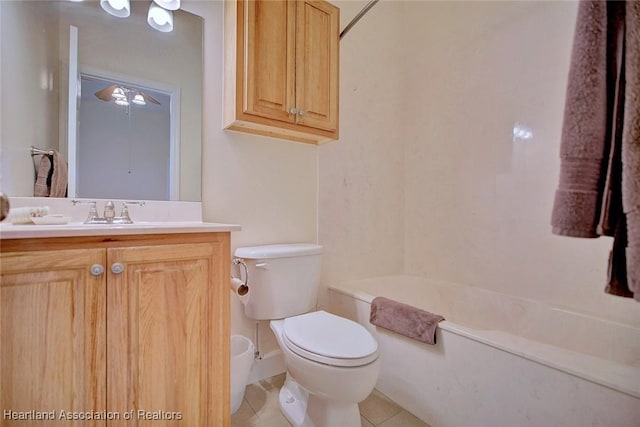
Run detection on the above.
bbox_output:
[0,249,107,427]
[106,241,229,427]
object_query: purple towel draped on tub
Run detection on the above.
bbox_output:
[551,0,640,302]
[370,297,444,345]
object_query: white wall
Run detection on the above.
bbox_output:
[192,1,319,345]
[319,1,640,328]
[0,1,59,196]
[402,1,639,327]
[318,0,406,308]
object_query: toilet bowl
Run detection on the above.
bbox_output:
[270,311,380,427]
[233,244,380,427]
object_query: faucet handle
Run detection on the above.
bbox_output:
[72,200,99,223]
[120,200,145,214]
[119,201,145,223]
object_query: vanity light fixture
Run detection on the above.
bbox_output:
[100,0,130,18]
[147,3,174,32]
[94,0,177,33]
[153,0,180,11]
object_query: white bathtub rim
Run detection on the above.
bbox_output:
[329,283,640,399]
[337,275,640,332]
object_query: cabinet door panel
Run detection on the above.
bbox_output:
[296,0,339,132]
[244,0,296,122]
[106,243,222,426]
[0,249,106,427]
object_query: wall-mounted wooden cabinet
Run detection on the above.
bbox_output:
[224,0,340,144]
[0,233,230,426]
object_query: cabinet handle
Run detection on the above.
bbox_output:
[111,263,125,275]
[299,109,306,117]
[289,107,297,115]
[90,264,105,276]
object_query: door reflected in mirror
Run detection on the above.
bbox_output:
[78,74,174,201]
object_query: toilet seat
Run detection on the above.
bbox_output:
[282,311,378,367]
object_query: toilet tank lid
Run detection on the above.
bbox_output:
[234,243,323,259]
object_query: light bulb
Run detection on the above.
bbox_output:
[147,3,174,32]
[100,0,130,18]
[132,93,146,105]
[111,87,126,99]
[153,0,180,11]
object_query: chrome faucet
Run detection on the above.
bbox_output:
[103,201,115,221]
[72,200,145,224]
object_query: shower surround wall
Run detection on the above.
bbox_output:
[320,0,640,329]
[318,0,406,309]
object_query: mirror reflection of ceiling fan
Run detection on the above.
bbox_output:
[94,84,161,107]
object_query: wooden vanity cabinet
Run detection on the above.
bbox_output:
[0,248,107,426]
[0,233,230,427]
[224,0,340,144]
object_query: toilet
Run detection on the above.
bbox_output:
[234,243,380,427]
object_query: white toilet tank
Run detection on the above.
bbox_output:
[234,243,323,320]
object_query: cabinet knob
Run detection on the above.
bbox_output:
[289,107,297,115]
[299,109,306,117]
[111,263,125,275]
[89,264,105,276]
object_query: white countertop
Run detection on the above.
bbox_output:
[1,197,241,239]
[0,221,241,239]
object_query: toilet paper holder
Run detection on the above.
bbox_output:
[231,258,249,296]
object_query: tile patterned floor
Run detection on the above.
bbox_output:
[231,374,431,427]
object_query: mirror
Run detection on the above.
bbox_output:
[0,0,203,201]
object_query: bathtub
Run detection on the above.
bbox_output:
[328,275,640,427]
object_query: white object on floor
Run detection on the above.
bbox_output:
[231,335,254,414]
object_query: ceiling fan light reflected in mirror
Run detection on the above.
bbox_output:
[111,87,126,99]
[100,0,130,18]
[153,0,180,11]
[95,84,161,106]
[132,93,146,105]
[147,3,173,32]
